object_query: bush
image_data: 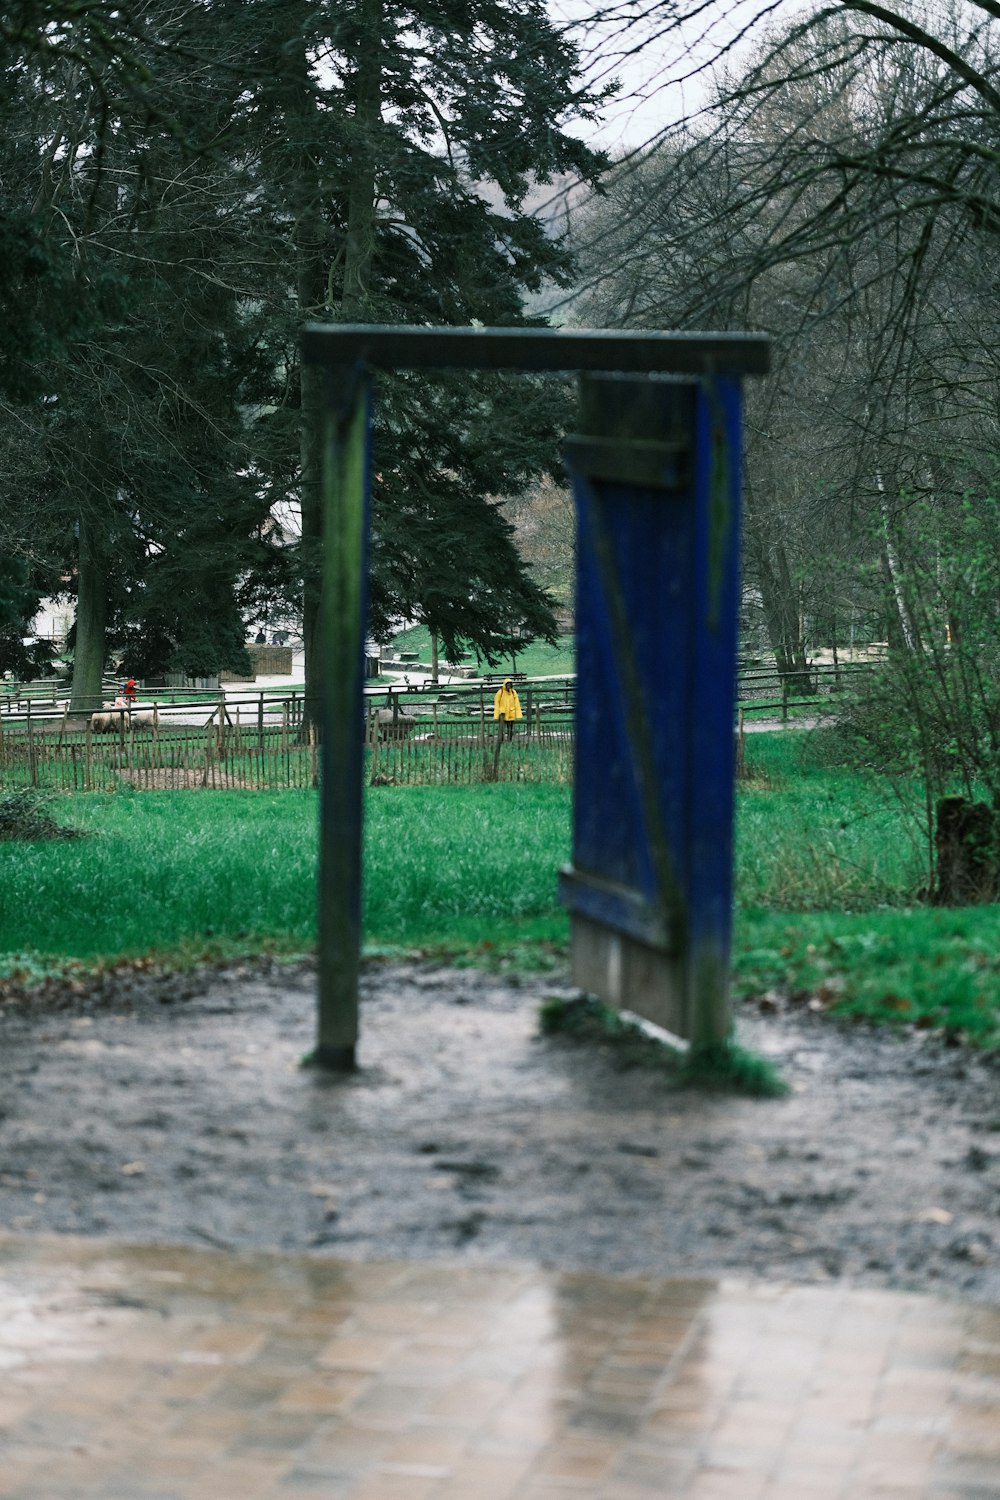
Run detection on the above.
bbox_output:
[831,494,1000,899]
[0,788,83,842]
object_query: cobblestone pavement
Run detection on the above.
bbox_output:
[1,1234,998,1499]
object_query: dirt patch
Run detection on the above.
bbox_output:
[0,958,997,1298]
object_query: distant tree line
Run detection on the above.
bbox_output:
[570,0,1000,675]
[566,0,1000,866]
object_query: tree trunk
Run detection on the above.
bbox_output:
[68,512,108,715]
[877,474,916,650]
[933,796,1000,905]
[744,508,810,686]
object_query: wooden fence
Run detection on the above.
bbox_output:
[0,660,871,794]
[0,695,574,793]
[0,703,316,793]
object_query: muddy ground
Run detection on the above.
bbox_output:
[0,958,998,1299]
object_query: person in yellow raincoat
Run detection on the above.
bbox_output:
[493,677,522,739]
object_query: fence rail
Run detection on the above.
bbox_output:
[0,661,870,792]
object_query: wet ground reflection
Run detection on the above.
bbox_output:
[0,1234,998,1497]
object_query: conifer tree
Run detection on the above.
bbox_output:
[1,2,608,709]
[236,0,608,717]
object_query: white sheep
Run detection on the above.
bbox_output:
[129,708,160,729]
[91,709,128,733]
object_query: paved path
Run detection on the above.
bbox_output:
[1,1234,998,1499]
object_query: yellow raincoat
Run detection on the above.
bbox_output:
[493,678,523,722]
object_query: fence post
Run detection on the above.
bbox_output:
[314,365,371,1070]
[369,706,380,785]
[27,713,37,787]
[204,712,214,788]
[258,693,264,750]
[781,677,789,722]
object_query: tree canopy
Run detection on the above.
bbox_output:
[0,0,609,709]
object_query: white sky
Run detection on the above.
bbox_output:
[549,0,781,151]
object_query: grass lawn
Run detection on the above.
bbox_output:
[0,784,571,979]
[2,729,999,1047]
[391,622,575,678]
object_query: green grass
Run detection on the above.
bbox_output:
[0,783,571,980]
[3,728,1000,1049]
[731,730,1000,1046]
[736,729,927,909]
[733,907,1000,1047]
[391,623,575,678]
[363,784,569,947]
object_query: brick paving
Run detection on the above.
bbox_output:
[1,1234,998,1498]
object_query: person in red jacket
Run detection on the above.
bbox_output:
[124,677,137,705]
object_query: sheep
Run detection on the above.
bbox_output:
[91,709,128,733]
[90,706,159,732]
[372,707,416,741]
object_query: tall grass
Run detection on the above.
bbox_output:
[0,784,571,971]
[736,730,925,908]
[0,733,926,972]
[3,733,999,1047]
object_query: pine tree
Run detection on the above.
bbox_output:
[2,2,608,710]
[236,0,608,717]
[0,2,276,709]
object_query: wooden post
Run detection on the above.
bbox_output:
[369,706,380,785]
[258,693,264,750]
[204,712,213,787]
[314,367,371,1070]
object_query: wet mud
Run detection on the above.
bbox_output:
[0,959,997,1299]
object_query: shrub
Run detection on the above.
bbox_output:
[0,788,83,842]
